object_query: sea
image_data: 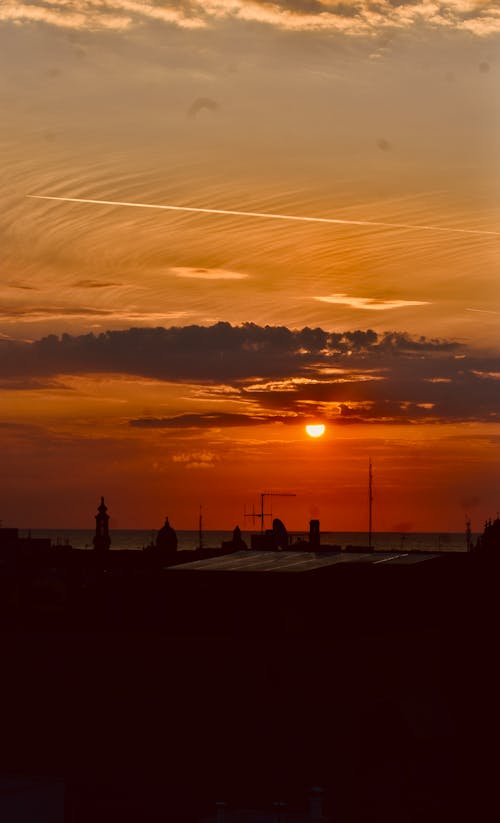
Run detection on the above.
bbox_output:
[19,529,469,553]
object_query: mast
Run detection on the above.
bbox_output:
[368,459,373,550]
[465,515,472,552]
[260,493,268,534]
[198,504,203,550]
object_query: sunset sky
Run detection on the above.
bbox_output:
[1,1,499,531]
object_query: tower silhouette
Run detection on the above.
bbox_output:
[93,496,111,552]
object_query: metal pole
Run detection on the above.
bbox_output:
[368,458,373,550]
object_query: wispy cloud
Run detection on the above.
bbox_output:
[471,370,500,380]
[0,1,204,31]
[0,1,132,30]
[7,282,39,291]
[244,377,323,393]
[170,267,250,281]
[314,294,430,311]
[73,279,123,289]
[466,307,500,315]
[172,449,219,469]
[132,412,292,429]
[0,377,69,391]
[0,306,192,323]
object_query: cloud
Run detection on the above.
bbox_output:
[314,294,430,311]
[2,321,500,425]
[73,280,123,289]
[0,377,69,391]
[0,322,461,383]
[172,450,219,469]
[0,1,204,31]
[0,322,406,382]
[467,308,500,315]
[2,1,500,36]
[130,412,293,429]
[244,377,324,393]
[186,97,219,119]
[0,306,119,319]
[170,267,249,281]
[0,1,131,30]
[0,306,192,323]
[7,282,39,291]
[471,370,500,380]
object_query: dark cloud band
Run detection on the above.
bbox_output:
[1,322,499,424]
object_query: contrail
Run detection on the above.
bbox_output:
[27,195,500,237]
[466,307,500,315]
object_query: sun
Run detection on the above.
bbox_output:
[305,423,326,438]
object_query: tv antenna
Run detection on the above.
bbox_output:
[465,515,472,552]
[198,504,203,551]
[368,458,373,550]
[244,491,296,533]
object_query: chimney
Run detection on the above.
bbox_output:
[309,520,320,548]
[273,800,287,823]
[309,787,324,822]
[216,801,226,823]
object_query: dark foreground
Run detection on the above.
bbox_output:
[0,549,498,822]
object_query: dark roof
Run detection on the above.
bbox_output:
[170,549,441,574]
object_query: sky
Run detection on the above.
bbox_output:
[1,1,499,532]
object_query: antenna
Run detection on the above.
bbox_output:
[244,491,296,533]
[198,504,203,550]
[368,458,373,550]
[465,515,472,552]
[244,503,255,525]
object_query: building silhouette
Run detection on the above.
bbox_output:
[156,516,178,554]
[93,497,111,552]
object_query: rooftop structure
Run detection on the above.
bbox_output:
[203,787,327,823]
[171,549,440,574]
[93,496,110,552]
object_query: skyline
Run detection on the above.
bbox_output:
[1,1,499,530]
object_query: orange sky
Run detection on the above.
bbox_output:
[1,2,499,530]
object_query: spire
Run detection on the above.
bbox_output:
[93,496,111,552]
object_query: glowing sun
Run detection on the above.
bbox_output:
[305,423,326,438]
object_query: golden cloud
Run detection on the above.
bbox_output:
[170,267,250,281]
[2,1,500,36]
[314,294,429,311]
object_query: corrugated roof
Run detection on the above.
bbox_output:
[170,550,440,573]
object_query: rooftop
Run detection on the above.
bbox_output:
[170,549,441,574]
